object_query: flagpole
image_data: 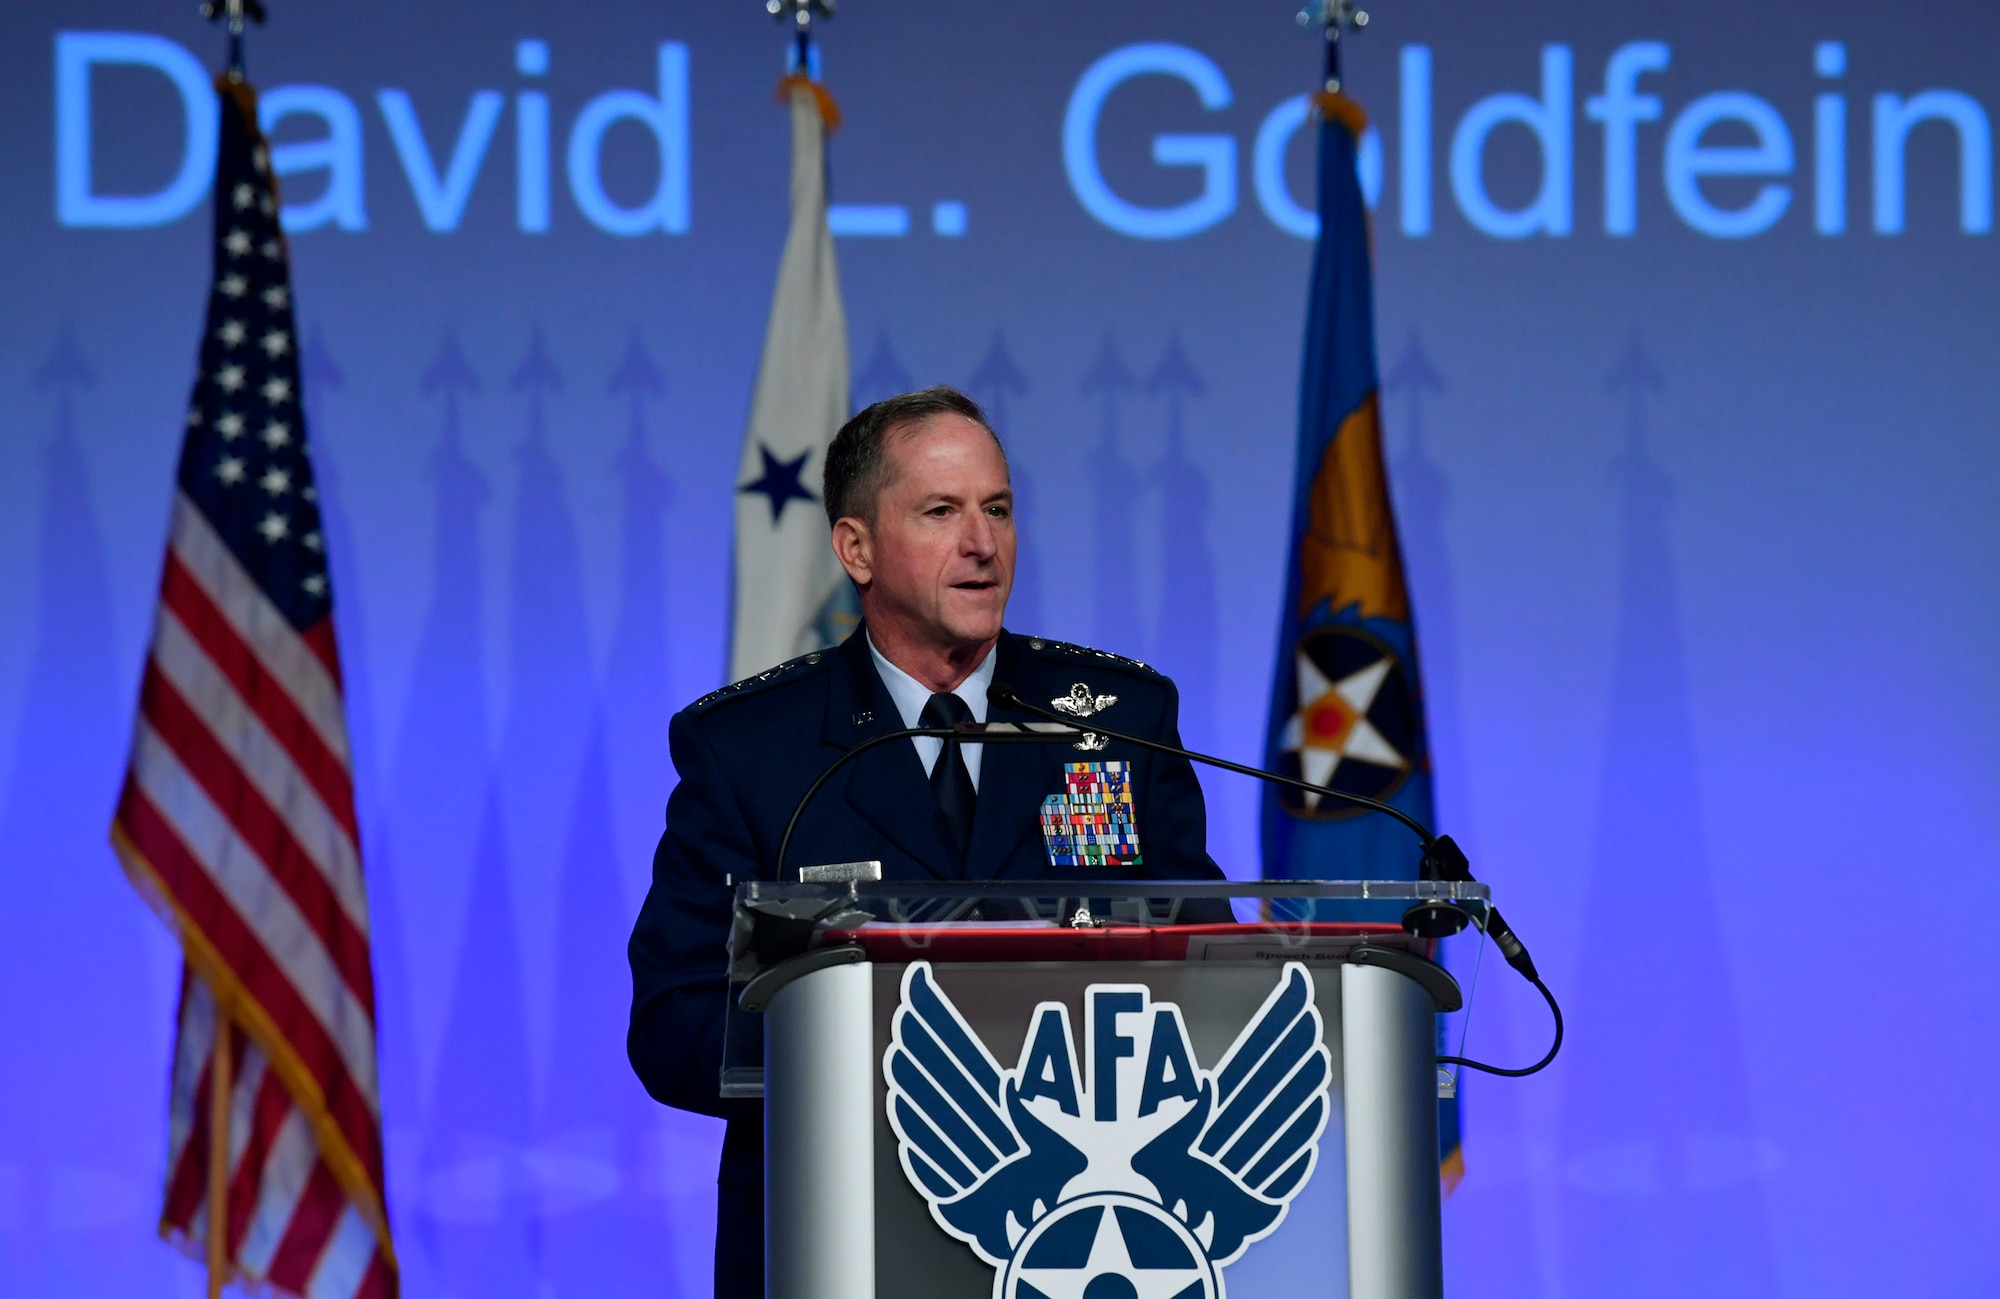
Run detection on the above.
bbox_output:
[188,11,265,1291]
[206,1016,232,1299]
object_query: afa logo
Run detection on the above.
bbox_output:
[885,962,1332,1299]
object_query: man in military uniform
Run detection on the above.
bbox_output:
[626,386,1224,1297]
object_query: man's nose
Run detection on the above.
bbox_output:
[961,511,997,559]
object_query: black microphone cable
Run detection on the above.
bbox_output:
[1414,833,1562,1076]
[1436,953,1564,1077]
[776,725,951,880]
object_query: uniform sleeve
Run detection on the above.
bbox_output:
[626,707,762,1119]
[1142,674,1228,882]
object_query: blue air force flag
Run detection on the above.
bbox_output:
[729,77,854,681]
[1259,90,1461,1191]
[1260,92,1433,886]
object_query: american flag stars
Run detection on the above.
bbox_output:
[175,90,331,622]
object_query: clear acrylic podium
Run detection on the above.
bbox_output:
[725,880,1490,1299]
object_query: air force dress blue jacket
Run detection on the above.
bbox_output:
[625,626,1225,1290]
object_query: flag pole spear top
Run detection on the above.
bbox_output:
[766,0,835,77]
[200,0,267,81]
[1296,0,1369,93]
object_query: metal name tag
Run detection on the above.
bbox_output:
[798,859,883,884]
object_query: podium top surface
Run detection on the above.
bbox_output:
[821,919,1416,964]
[727,879,1490,984]
[719,880,1485,1096]
[735,877,1489,909]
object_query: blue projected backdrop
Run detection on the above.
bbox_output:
[1,1,1996,1296]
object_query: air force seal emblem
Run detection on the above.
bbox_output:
[885,962,1332,1298]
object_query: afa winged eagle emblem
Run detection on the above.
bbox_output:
[884,962,1332,1299]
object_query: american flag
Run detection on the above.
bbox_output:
[110,78,396,1299]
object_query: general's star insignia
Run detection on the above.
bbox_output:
[1280,647,1406,808]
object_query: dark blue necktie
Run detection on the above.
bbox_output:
[921,692,976,867]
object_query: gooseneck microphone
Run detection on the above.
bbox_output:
[773,721,1085,883]
[986,680,1562,1078]
[987,682,1437,843]
[766,686,1560,1077]
[986,682,1530,962]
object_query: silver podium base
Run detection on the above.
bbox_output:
[1341,961,1445,1299]
[765,961,877,1299]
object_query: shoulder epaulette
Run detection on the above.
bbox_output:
[1019,635,1158,677]
[688,649,830,712]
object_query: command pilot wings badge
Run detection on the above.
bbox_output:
[885,962,1331,1299]
[1051,683,1117,752]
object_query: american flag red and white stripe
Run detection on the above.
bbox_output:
[111,77,396,1299]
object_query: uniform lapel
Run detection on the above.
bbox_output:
[965,633,1067,879]
[821,629,956,879]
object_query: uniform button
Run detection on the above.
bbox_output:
[1029,638,1044,650]
[806,652,821,665]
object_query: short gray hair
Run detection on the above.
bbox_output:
[821,386,1003,527]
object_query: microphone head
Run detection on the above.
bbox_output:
[987,681,1024,711]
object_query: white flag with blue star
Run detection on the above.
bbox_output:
[729,78,853,681]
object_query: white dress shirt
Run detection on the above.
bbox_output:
[867,634,995,790]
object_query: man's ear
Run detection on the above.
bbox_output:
[831,516,873,587]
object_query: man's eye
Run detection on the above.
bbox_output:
[987,505,1011,518]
